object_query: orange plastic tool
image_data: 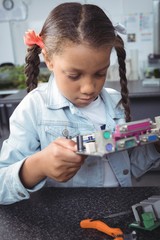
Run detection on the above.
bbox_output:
[80,218,124,240]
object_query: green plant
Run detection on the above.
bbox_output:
[0,65,50,90]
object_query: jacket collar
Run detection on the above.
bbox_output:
[101,87,122,119]
[46,74,71,109]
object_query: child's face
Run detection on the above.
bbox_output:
[50,43,111,107]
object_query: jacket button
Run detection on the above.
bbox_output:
[17,192,26,198]
[123,169,129,175]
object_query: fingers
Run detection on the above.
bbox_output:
[54,138,77,152]
[41,137,87,182]
[52,138,85,164]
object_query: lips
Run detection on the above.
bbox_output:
[80,98,92,101]
[79,98,94,103]
[79,95,96,101]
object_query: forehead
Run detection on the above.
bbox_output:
[53,43,112,70]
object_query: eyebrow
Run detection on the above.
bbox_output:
[95,64,110,72]
[62,64,110,74]
[62,69,81,74]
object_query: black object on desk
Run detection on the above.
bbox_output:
[0,89,27,140]
[0,187,160,240]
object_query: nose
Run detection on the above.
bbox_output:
[80,78,96,95]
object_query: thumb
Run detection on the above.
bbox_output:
[54,138,77,152]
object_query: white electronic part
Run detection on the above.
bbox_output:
[132,204,142,222]
[148,195,160,200]
[132,203,156,222]
[155,116,160,128]
[140,199,160,219]
[85,142,97,154]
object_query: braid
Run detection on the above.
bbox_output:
[25,45,41,92]
[115,35,131,122]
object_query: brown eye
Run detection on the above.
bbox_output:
[67,75,80,80]
[95,72,107,78]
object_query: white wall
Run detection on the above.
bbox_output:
[0,0,154,79]
[0,21,15,63]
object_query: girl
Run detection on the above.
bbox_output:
[0,2,160,205]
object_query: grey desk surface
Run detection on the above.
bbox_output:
[105,80,160,98]
[0,89,27,103]
[0,187,160,240]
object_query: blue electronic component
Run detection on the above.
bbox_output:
[148,135,158,141]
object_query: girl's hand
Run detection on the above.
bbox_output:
[20,138,86,188]
[40,138,86,182]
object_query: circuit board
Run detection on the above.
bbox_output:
[76,116,160,157]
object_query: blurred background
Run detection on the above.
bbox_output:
[0,0,160,85]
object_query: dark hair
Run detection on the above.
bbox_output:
[25,2,131,122]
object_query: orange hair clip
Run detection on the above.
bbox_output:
[24,30,44,49]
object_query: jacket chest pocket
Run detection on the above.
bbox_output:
[44,122,80,142]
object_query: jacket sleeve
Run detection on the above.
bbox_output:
[0,155,45,205]
[129,143,160,178]
[0,94,46,205]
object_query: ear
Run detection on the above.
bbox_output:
[41,49,54,71]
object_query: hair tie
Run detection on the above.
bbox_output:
[114,23,127,35]
[24,30,44,49]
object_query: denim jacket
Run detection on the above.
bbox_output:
[0,75,160,205]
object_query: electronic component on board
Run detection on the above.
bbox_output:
[130,195,160,231]
[76,116,160,156]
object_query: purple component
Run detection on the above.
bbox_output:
[105,143,113,152]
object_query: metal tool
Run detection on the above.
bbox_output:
[80,219,137,240]
[93,210,132,220]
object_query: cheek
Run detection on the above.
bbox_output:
[68,86,79,97]
[59,80,79,96]
[96,79,106,90]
